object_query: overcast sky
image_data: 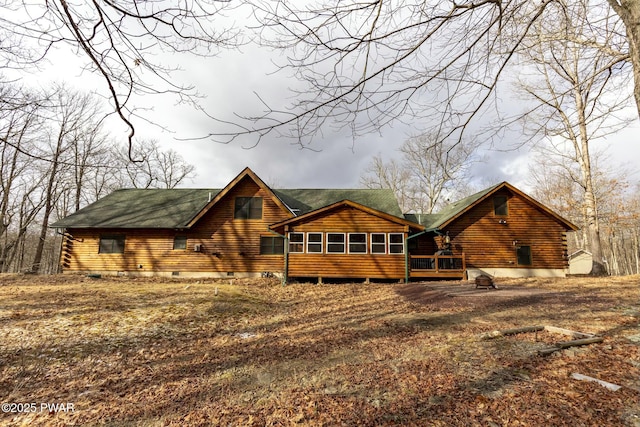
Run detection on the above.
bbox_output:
[16,9,640,194]
[141,43,640,193]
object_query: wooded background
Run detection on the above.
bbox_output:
[2,79,638,276]
[1,0,639,276]
[0,85,195,274]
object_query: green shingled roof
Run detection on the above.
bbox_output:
[51,189,221,229]
[403,183,503,229]
[51,188,403,229]
[274,189,403,217]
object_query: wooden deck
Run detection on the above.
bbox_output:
[410,254,466,279]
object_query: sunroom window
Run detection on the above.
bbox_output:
[370,233,386,254]
[307,232,323,253]
[389,233,404,254]
[348,233,367,253]
[289,232,304,253]
[326,233,345,253]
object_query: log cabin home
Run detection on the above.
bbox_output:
[51,167,578,282]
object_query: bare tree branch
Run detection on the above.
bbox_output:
[0,0,240,160]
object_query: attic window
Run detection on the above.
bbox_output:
[99,235,125,254]
[234,197,263,220]
[494,195,508,216]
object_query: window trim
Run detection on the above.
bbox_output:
[326,233,346,254]
[388,233,404,254]
[99,235,126,254]
[234,196,263,220]
[288,232,305,253]
[370,233,387,254]
[348,232,367,254]
[173,235,187,250]
[516,245,532,266]
[493,195,508,216]
[306,232,323,253]
[260,236,284,255]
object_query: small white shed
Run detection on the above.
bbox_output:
[569,250,593,275]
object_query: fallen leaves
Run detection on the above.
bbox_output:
[0,273,638,426]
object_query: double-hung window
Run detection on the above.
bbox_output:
[370,233,386,254]
[388,233,404,254]
[307,233,323,253]
[289,232,304,253]
[348,233,367,253]
[326,233,345,253]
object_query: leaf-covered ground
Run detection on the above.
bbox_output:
[0,274,638,426]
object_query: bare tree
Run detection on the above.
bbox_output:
[528,151,640,276]
[527,155,586,249]
[116,139,196,189]
[68,119,110,213]
[0,1,239,157]
[360,155,413,212]
[218,0,638,147]
[607,0,640,116]
[4,0,640,151]
[513,1,633,274]
[401,133,479,213]
[75,147,122,207]
[0,85,47,272]
[361,133,478,214]
[30,87,103,273]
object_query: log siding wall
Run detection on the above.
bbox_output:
[61,177,291,275]
[444,190,569,270]
[59,182,571,279]
[283,206,407,279]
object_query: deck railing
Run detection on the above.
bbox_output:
[410,253,466,275]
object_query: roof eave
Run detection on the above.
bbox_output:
[437,182,580,231]
[270,199,425,230]
[186,167,294,227]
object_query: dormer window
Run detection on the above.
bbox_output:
[493,195,508,216]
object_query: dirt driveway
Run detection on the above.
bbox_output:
[395,279,571,309]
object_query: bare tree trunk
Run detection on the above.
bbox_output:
[634,228,639,275]
[517,5,626,275]
[609,0,640,117]
[610,230,621,275]
[575,110,606,274]
[31,145,63,273]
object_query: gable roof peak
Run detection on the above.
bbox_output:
[425,180,577,231]
[186,166,293,226]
